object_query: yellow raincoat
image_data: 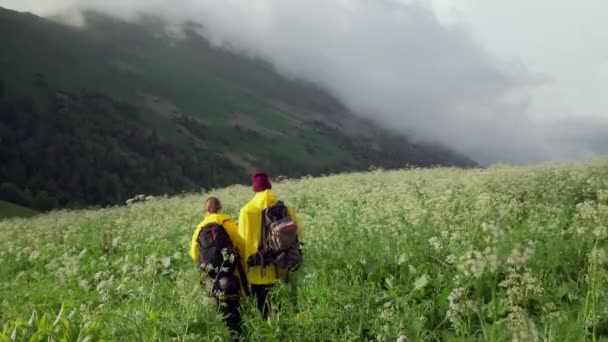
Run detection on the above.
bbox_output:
[189,213,243,263]
[189,213,249,297]
[238,190,304,285]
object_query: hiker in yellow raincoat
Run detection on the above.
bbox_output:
[238,172,304,318]
[189,197,246,337]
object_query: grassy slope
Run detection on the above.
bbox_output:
[0,200,38,219]
[1,158,607,340]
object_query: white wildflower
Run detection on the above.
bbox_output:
[160,256,171,268]
[28,250,40,262]
[575,224,587,235]
[428,236,442,250]
[121,263,132,274]
[499,271,543,304]
[79,279,90,291]
[593,225,607,240]
[506,306,539,342]
[96,280,111,292]
[576,201,596,220]
[414,274,429,290]
[446,287,468,329]
[588,247,607,265]
[448,287,465,307]
[483,246,499,272]
[507,244,535,267]
[458,250,485,278]
[221,248,236,263]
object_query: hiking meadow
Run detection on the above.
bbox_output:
[1,159,608,341]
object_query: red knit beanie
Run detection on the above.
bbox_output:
[251,172,272,192]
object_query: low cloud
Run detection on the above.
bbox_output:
[2,0,606,165]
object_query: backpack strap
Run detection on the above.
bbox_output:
[259,208,269,269]
[257,203,276,270]
[235,255,251,296]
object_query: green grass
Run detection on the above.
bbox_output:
[0,200,38,219]
[1,158,608,340]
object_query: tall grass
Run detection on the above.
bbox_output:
[1,159,608,341]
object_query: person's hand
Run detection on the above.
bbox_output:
[247,253,260,266]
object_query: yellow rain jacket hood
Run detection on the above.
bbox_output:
[238,190,304,285]
[189,213,242,264]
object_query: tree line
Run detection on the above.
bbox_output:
[0,77,475,213]
[0,81,244,211]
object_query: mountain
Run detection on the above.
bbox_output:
[0,7,476,212]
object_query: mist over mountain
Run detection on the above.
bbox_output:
[2,0,606,164]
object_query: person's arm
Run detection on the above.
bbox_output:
[189,224,202,263]
[237,207,246,242]
[237,207,251,259]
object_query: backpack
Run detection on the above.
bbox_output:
[249,201,302,272]
[197,222,238,279]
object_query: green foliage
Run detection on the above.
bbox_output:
[0,200,38,219]
[1,305,102,342]
[0,88,244,209]
[1,159,608,340]
[0,183,30,207]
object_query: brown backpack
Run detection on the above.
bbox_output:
[247,201,302,272]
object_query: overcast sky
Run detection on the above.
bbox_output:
[1,0,606,165]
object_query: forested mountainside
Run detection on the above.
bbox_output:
[0,7,476,211]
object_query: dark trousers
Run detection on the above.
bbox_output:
[215,296,241,336]
[248,271,301,319]
[204,276,242,338]
[251,284,274,319]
